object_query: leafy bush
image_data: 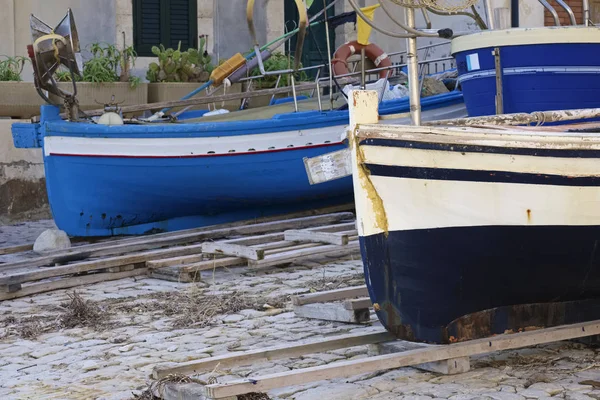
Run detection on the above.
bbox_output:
[146,38,213,83]
[250,52,309,88]
[56,43,139,88]
[0,56,28,82]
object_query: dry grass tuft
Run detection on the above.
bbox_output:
[118,289,289,329]
[1,291,109,339]
[60,291,107,329]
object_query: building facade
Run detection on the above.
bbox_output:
[0,0,589,82]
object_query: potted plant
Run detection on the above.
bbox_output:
[52,42,147,110]
[146,37,243,112]
[0,56,44,119]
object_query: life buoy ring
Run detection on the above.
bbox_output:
[332,41,392,80]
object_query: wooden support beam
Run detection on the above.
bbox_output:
[293,303,370,324]
[201,242,265,261]
[370,342,470,375]
[0,244,204,286]
[0,268,147,301]
[0,212,354,272]
[284,230,349,246]
[204,319,600,399]
[146,254,206,269]
[292,286,368,306]
[0,244,33,256]
[305,221,356,232]
[343,297,372,311]
[248,241,360,269]
[181,257,246,273]
[152,329,393,379]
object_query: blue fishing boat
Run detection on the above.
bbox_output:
[12,8,466,237]
[453,26,600,117]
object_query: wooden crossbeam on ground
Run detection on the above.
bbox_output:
[0,268,148,301]
[291,285,372,324]
[0,211,354,271]
[0,244,205,287]
[0,209,358,300]
[293,302,371,324]
[292,286,369,306]
[284,229,353,246]
[152,329,394,379]
[248,241,360,269]
[193,319,600,399]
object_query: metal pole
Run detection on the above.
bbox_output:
[405,8,421,126]
[584,0,590,25]
[494,48,504,115]
[291,74,299,112]
[485,0,496,29]
[361,47,366,90]
[323,0,334,111]
[511,0,519,27]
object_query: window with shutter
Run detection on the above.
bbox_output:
[133,0,198,57]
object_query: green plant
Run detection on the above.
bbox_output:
[146,39,213,83]
[249,52,308,88]
[0,56,28,82]
[75,42,139,86]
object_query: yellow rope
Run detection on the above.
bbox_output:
[33,33,67,64]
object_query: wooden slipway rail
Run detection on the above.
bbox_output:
[0,205,360,300]
[153,319,600,400]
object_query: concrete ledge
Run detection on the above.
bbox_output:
[0,119,49,223]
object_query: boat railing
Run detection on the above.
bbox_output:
[232,41,454,113]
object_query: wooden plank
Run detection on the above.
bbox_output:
[285,230,349,246]
[293,286,368,306]
[303,148,352,185]
[248,241,360,269]
[204,319,600,399]
[221,232,284,246]
[181,257,246,273]
[369,341,470,375]
[305,221,356,232]
[0,283,22,293]
[0,268,147,301]
[201,242,265,261]
[0,212,354,272]
[146,254,206,269]
[343,297,372,311]
[152,329,393,379]
[0,243,33,256]
[0,244,204,286]
[293,303,370,324]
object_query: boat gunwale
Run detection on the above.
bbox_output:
[39,92,464,139]
[451,26,600,54]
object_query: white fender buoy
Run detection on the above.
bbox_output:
[97,112,124,125]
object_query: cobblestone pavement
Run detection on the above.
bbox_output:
[2,221,600,400]
[0,219,56,247]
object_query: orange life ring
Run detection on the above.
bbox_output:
[332,41,392,80]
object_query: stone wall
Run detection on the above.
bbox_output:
[0,121,49,224]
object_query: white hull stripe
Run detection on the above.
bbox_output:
[365,175,600,234]
[44,127,342,157]
[458,66,600,83]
